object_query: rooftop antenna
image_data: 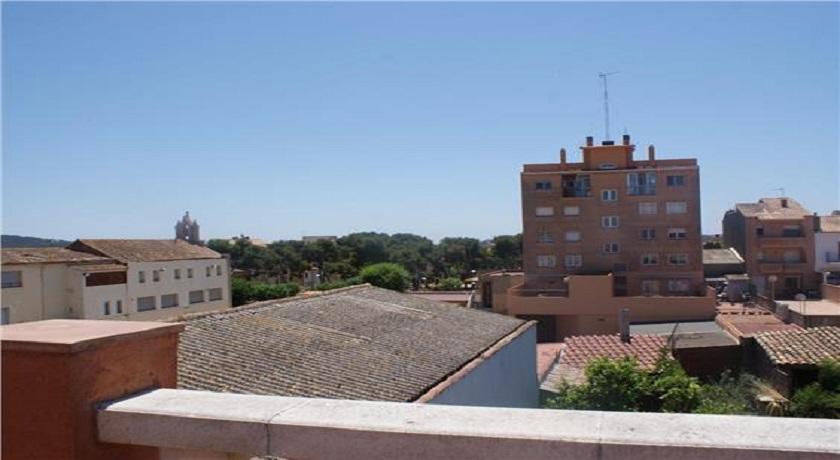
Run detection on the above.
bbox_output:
[598,71,619,141]
[772,187,786,197]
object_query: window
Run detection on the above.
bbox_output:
[782,225,803,237]
[189,290,204,304]
[535,206,555,217]
[627,171,656,195]
[598,163,617,170]
[535,180,552,191]
[601,216,619,228]
[537,231,554,244]
[668,279,690,293]
[603,242,620,254]
[153,270,160,282]
[666,201,688,214]
[138,271,146,283]
[116,300,123,314]
[208,288,223,301]
[564,254,583,268]
[1,271,22,288]
[666,175,686,186]
[640,228,656,240]
[206,266,212,277]
[667,228,687,240]
[641,253,659,266]
[536,255,556,268]
[756,227,764,237]
[216,265,223,276]
[137,296,156,312]
[638,202,658,215]
[563,206,580,216]
[668,254,689,266]
[174,269,181,280]
[103,301,110,316]
[601,189,618,201]
[641,280,660,295]
[161,294,179,309]
[187,268,194,279]
[565,231,581,242]
[561,174,591,197]
[1,307,9,325]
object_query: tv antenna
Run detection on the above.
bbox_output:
[598,71,619,141]
[772,187,786,197]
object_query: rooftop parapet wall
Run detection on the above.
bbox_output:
[98,388,840,460]
[1,319,183,460]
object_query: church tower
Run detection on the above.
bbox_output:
[175,211,203,245]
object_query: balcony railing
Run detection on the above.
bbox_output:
[628,184,656,196]
[825,252,840,263]
[97,388,840,460]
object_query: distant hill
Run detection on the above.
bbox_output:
[2,235,71,248]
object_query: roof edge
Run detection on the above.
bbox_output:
[413,320,536,404]
[167,284,375,323]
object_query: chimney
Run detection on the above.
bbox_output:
[622,134,631,146]
[781,198,789,208]
[814,212,821,232]
[619,308,631,344]
[560,148,567,165]
[648,145,656,162]
[585,136,594,147]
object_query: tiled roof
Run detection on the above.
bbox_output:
[1,247,112,265]
[820,215,840,233]
[703,248,744,265]
[176,285,526,402]
[755,327,840,366]
[735,197,810,220]
[68,239,222,263]
[541,334,668,389]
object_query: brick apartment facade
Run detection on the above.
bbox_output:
[521,135,704,298]
[722,197,821,299]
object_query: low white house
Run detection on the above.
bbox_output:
[1,240,231,324]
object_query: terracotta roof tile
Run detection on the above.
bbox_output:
[755,327,840,366]
[175,285,525,402]
[735,197,810,220]
[68,239,222,263]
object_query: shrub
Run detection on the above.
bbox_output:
[789,383,840,419]
[435,277,463,291]
[314,276,363,291]
[359,263,410,292]
[231,277,300,306]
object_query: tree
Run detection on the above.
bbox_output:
[359,263,410,292]
[435,277,463,291]
[789,359,840,419]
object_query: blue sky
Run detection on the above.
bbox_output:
[3,2,838,241]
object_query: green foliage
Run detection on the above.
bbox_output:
[359,263,410,292]
[435,277,463,291]
[210,232,522,289]
[231,277,300,306]
[545,354,762,416]
[313,277,363,291]
[790,383,840,419]
[789,360,840,419]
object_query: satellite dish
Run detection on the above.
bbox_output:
[794,293,807,301]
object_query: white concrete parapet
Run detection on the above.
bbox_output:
[98,389,840,460]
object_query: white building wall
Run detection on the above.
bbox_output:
[1,263,76,324]
[123,258,230,320]
[815,232,840,273]
[427,325,538,408]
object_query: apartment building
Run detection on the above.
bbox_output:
[484,135,714,341]
[1,239,231,324]
[722,198,820,298]
[815,214,840,284]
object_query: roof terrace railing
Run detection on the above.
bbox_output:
[97,388,840,460]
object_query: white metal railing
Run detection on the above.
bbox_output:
[98,389,840,460]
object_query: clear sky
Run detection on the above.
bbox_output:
[3,2,838,242]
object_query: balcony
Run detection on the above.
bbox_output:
[757,259,806,273]
[627,184,656,196]
[825,252,840,264]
